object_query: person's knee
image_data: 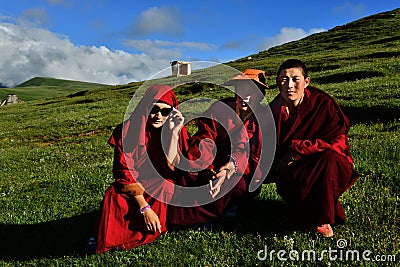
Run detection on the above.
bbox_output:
[317,149,341,164]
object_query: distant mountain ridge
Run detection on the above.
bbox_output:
[16,77,107,88]
[0,77,108,102]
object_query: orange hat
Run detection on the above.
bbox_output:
[223,69,269,90]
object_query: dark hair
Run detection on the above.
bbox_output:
[276,59,308,78]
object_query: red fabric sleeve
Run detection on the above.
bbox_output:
[108,124,140,185]
[187,116,219,171]
[187,106,248,175]
[112,144,140,185]
[289,90,351,161]
[291,134,349,158]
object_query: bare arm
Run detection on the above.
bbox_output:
[164,108,185,165]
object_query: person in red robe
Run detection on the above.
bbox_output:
[167,69,272,226]
[268,59,359,237]
[90,84,189,254]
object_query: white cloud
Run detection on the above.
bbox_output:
[129,6,184,37]
[260,27,326,51]
[0,22,177,87]
[0,19,326,88]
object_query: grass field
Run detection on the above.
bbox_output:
[0,8,399,267]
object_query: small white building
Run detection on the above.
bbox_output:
[1,94,18,106]
[170,61,191,77]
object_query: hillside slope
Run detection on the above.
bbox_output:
[229,8,400,83]
[0,77,108,101]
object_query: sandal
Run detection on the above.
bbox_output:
[316,224,334,238]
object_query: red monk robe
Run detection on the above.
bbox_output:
[168,97,267,225]
[93,85,189,254]
[268,86,359,226]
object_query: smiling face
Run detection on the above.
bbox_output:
[148,102,173,129]
[277,67,310,107]
[234,81,263,113]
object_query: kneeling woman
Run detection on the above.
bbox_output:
[91,84,189,254]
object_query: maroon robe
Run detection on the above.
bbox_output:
[269,86,359,226]
[94,85,190,253]
[168,97,267,225]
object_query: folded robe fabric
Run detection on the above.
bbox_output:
[269,86,359,226]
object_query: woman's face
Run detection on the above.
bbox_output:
[148,102,173,128]
[277,67,310,106]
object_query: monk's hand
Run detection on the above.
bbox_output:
[143,208,162,233]
[168,108,185,136]
[209,162,234,198]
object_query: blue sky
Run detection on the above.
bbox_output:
[0,0,398,87]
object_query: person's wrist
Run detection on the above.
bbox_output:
[140,204,151,215]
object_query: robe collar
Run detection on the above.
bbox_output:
[280,87,314,144]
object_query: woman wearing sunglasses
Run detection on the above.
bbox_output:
[89,84,189,254]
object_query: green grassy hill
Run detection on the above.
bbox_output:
[0,8,398,266]
[230,9,400,74]
[0,77,108,102]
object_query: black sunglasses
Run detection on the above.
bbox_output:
[149,105,173,116]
